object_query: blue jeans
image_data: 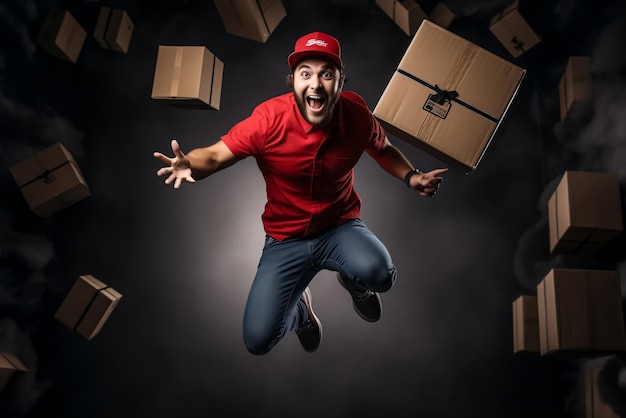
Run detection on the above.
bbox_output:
[243,219,397,355]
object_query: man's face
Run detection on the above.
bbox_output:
[292,57,343,129]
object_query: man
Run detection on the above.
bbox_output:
[153,31,447,355]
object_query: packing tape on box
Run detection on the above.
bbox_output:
[396,68,499,123]
[170,48,183,97]
[21,160,72,188]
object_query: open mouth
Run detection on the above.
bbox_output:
[307,95,326,113]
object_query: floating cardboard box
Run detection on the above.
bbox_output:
[0,352,28,395]
[558,56,593,121]
[585,366,620,418]
[93,7,134,53]
[376,0,428,36]
[55,275,123,340]
[36,9,87,63]
[429,2,455,29]
[512,294,540,354]
[214,0,286,43]
[373,20,526,173]
[548,171,623,256]
[537,268,626,357]
[151,45,224,110]
[489,0,540,58]
[9,143,90,218]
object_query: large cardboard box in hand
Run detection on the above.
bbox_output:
[548,171,623,256]
[94,7,134,53]
[373,20,526,173]
[512,294,540,354]
[9,143,90,218]
[55,275,122,341]
[36,9,87,63]
[0,352,28,395]
[214,0,286,43]
[558,56,593,121]
[151,45,224,110]
[429,2,455,29]
[376,0,428,36]
[489,0,540,58]
[585,366,620,418]
[536,268,626,357]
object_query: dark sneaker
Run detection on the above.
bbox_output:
[337,273,381,322]
[296,287,322,352]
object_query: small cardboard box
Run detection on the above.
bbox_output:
[489,0,540,58]
[9,143,90,218]
[0,352,28,395]
[151,45,224,110]
[512,294,540,354]
[548,171,623,256]
[537,268,626,357]
[376,0,428,36]
[429,2,455,29]
[585,366,620,418]
[93,7,134,53]
[36,9,87,63]
[373,20,526,173]
[558,56,593,121]
[55,275,122,340]
[214,0,286,43]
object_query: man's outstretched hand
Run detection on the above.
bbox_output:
[410,168,448,197]
[153,139,196,189]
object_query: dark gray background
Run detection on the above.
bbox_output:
[1,0,625,417]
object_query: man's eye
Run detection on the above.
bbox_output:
[322,72,333,79]
[300,71,310,78]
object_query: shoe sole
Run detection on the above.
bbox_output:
[337,273,381,322]
[300,287,322,352]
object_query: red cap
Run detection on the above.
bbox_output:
[287,31,343,70]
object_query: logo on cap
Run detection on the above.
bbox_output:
[305,39,328,48]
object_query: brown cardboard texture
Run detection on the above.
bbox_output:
[548,171,623,256]
[512,295,540,354]
[151,46,224,110]
[536,268,626,357]
[585,366,620,418]
[376,0,428,36]
[0,352,28,395]
[9,143,90,217]
[55,275,123,340]
[558,56,593,121]
[373,20,526,173]
[429,2,455,29]
[94,7,135,53]
[36,9,86,63]
[489,0,540,58]
[214,0,286,43]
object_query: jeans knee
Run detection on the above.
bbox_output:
[243,328,277,355]
[355,264,396,292]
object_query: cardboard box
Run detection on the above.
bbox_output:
[0,352,28,395]
[537,268,626,357]
[55,275,122,340]
[214,0,286,43]
[36,9,86,63]
[376,0,428,36]
[512,295,540,353]
[558,56,593,121]
[93,7,134,53]
[151,45,224,110]
[429,2,455,29]
[489,0,540,58]
[373,20,526,173]
[585,366,620,418]
[9,143,90,218]
[548,171,623,256]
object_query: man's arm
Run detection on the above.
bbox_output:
[368,136,448,197]
[153,139,239,189]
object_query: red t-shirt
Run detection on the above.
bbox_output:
[221,91,386,241]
